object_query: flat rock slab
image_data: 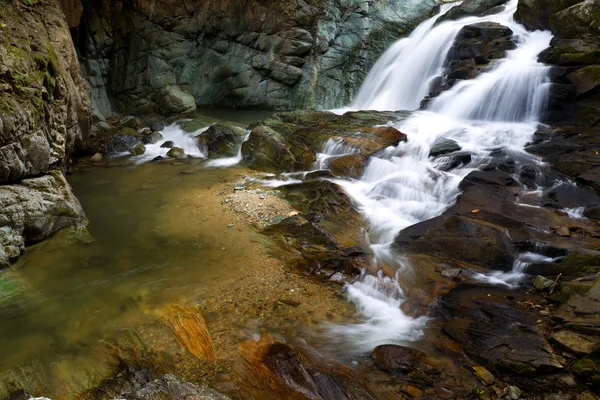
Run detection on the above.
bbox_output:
[555,280,600,333]
[439,284,563,375]
[551,330,600,356]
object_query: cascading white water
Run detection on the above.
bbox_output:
[313,138,358,170]
[328,0,553,351]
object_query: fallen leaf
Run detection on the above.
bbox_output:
[472,209,480,213]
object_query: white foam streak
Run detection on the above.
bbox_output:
[133,123,208,163]
[329,0,552,350]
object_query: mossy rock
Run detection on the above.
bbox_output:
[549,280,594,304]
[119,127,141,137]
[573,351,600,388]
[196,124,246,159]
[166,147,186,159]
[558,251,600,276]
[567,64,600,94]
[129,143,146,156]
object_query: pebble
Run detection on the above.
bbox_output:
[259,194,266,199]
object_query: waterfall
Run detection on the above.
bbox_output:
[329,0,553,351]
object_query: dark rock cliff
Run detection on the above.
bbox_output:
[70,0,436,117]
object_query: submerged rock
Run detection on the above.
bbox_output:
[430,139,461,157]
[125,374,231,400]
[372,345,440,373]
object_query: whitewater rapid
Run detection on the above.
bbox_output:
[327,0,553,351]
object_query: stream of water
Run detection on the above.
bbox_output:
[327,0,554,350]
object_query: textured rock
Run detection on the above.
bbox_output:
[166,147,186,159]
[437,0,510,23]
[439,285,564,375]
[156,85,197,115]
[76,0,437,114]
[0,0,90,184]
[125,374,231,400]
[196,125,246,159]
[550,0,600,39]
[372,345,440,373]
[0,171,86,266]
[514,0,583,31]
[550,330,600,356]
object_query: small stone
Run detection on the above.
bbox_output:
[151,122,165,132]
[152,156,165,162]
[259,194,266,199]
[160,141,175,149]
[473,366,495,385]
[90,153,103,163]
[506,385,521,399]
[129,143,146,156]
[227,224,234,228]
[533,275,554,290]
[556,226,570,237]
[234,184,244,191]
[166,147,186,159]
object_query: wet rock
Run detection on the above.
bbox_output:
[572,348,600,388]
[124,374,231,400]
[514,0,583,31]
[542,182,600,209]
[556,226,570,237]
[106,134,144,155]
[142,131,163,145]
[372,345,440,373]
[130,144,147,156]
[166,147,186,159]
[527,126,600,189]
[196,124,246,158]
[328,154,366,178]
[550,0,600,40]
[473,366,495,385]
[558,251,600,277]
[549,280,594,304]
[429,139,461,157]
[506,385,522,399]
[236,337,372,400]
[585,205,600,220]
[554,280,600,332]
[394,215,516,271]
[90,153,103,163]
[567,64,600,95]
[242,110,407,172]
[439,284,564,375]
[160,141,175,149]
[0,171,86,266]
[550,330,600,356]
[438,0,510,22]
[151,122,165,132]
[119,116,140,129]
[119,127,141,137]
[156,85,197,115]
[242,125,302,172]
[533,275,554,290]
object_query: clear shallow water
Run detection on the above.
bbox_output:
[0,111,275,398]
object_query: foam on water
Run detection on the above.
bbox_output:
[326,0,553,351]
[132,122,208,163]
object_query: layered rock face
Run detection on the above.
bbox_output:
[73,0,436,117]
[515,0,600,126]
[0,0,90,266]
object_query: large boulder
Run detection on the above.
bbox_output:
[196,124,246,159]
[156,86,196,115]
[394,215,517,271]
[549,0,600,39]
[437,0,510,23]
[0,171,86,267]
[438,285,564,375]
[242,110,408,173]
[514,0,583,31]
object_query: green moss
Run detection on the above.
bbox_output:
[559,252,600,276]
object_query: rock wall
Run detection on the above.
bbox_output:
[0,0,90,266]
[73,0,436,117]
[515,0,600,126]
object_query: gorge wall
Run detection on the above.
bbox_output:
[0,0,90,267]
[72,0,436,118]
